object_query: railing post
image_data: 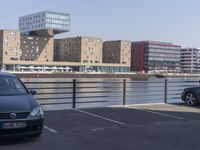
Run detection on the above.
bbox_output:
[123,79,126,105]
[164,79,167,104]
[72,79,76,108]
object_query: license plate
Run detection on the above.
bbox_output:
[2,122,26,129]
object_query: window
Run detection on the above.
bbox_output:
[0,77,27,96]
[83,60,88,63]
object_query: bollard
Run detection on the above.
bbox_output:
[123,79,126,105]
[72,79,76,108]
[164,79,167,103]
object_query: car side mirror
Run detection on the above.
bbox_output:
[30,89,37,95]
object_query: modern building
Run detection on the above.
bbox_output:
[0,29,54,71]
[0,11,130,73]
[20,35,54,62]
[0,30,21,70]
[131,41,181,73]
[55,36,102,63]
[103,40,131,66]
[180,48,200,73]
[19,11,70,36]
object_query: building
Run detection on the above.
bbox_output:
[180,48,200,73]
[103,40,131,66]
[131,41,181,73]
[20,35,54,62]
[0,30,21,70]
[19,11,70,36]
[0,29,54,71]
[54,37,130,72]
[0,11,130,73]
[55,36,102,63]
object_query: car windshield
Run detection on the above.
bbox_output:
[0,77,28,96]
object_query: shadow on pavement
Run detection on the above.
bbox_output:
[0,137,38,146]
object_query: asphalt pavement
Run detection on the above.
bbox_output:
[1,103,200,150]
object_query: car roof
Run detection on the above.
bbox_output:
[0,72,16,77]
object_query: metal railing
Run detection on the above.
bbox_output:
[24,79,200,109]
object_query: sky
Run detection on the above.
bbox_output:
[0,0,200,47]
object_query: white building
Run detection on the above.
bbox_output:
[180,48,200,73]
[19,11,70,36]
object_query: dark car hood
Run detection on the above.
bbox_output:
[0,95,39,113]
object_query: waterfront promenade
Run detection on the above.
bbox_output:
[1,103,200,150]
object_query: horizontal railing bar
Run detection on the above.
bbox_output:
[25,81,168,84]
[35,91,115,95]
[168,93,181,96]
[24,82,72,84]
[76,86,122,89]
[125,86,163,89]
[168,97,181,99]
[167,85,198,88]
[76,81,123,84]
[126,90,164,93]
[40,100,108,106]
[28,86,123,90]
[37,95,110,100]
[37,97,72,100]
[168,89,183,91]
[24,81,200,84]
[28,87,72,90]
[126,85,165,88]
[40,102,72,105]
[126,94,164,97]
[127,98,164,101]
[126,81,165,83]
[167,81,199,83]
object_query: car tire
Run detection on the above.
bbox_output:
[184,92,198,106]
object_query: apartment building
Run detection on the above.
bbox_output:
[103,40,131,66]
[180,48,200,73]
[131,41,181,73]
[20,35,54,62]
[0,30,21,70]
[55,36,103,64]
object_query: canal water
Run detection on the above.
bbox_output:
[22,77,200,110]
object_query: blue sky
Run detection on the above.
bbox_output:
[0,0,199,47]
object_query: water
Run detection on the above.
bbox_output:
[22,77,200,110]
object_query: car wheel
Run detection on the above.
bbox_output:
[185,92,198,106]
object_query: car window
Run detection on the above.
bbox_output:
[0,77,28,96]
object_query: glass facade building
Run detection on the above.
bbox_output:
[19,11,70,35]
[131,41,181,73]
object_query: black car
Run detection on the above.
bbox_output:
[181,86,200,106]
[0,72,43,137]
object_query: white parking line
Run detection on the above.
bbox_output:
[44,125,58,133]
[125,106,184,120]
[74,109,126,125]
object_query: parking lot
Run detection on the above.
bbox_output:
[1,103,200,150]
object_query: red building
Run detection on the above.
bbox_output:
[131,41,181,73]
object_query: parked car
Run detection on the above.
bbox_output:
[0,72,43,138]
[181,86,200,106]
